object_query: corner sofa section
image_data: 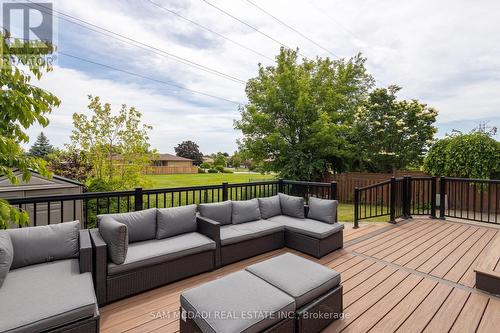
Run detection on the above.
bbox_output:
[90,206,217,305]
[0,222,99,333]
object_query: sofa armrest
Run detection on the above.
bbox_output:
[89,228,108,305]
[196,215,220,243]
[79,229,93,274]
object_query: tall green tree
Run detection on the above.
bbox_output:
[0,32,60,228]
[28,132,55,159]
[174,140,203,165]
[352,86,438,172]
[235,47,374,180]
[70,95,156,190]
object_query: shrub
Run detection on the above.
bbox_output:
[223,168,234,173]
[207,169,218,173]
[215,165,225,173]
[198,167,205,173]
[200,162,211,169]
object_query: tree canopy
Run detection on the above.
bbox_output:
[28,132,55,159]
[0,32,60,228]
[174,140,203,165]
[423,131,500,179]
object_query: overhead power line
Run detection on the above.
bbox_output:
[58,51,243,105]
[305,0,360,41]
[19,0,246,84]
[147,0,273,62]
[245,0,340,59]
[200,0,309,59]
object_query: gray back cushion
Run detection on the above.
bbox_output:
[258,195,281,219]
[98,216,128,265]
[0,231,13,287]
[278,193,305,218]
[98,208,156,243]
[7,221,80,269]
[198,201,232,225]
[157,205,197,239]
[231,199,261,224]
[308,197,338,224]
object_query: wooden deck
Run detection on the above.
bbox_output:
[100,219,500,333]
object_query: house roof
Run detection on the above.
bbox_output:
[0,169,83,192]
[155,153,193,162]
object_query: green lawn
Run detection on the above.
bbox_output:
[338,203,390,223]
[144,173,276,188]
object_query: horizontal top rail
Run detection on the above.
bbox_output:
[227,180,278,187]
[143,184,223,194]
[356,179,393,191]
[7,190,136,205]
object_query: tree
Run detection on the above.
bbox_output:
[28,132,55,159]
[235,47,374,180]
[48,149,92,182]
[229,151,242,168]
[213,153,227,167]
[352,86,438,172]
[423,131,500,179]
[0,32,60,228]
[174,140,203,165]
[70,95,155,190]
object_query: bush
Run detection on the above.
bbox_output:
[198,167,205,173]
[200,162,211,169]
[207,169,218,173]
[215,165,225,173]
[223,168,234,173]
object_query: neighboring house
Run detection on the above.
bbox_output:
[202,156,214,164]
[0,170,84,228]
[146,153,198,174]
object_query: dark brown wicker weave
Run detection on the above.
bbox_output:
[284,229,343,259]
[90,218,218,305]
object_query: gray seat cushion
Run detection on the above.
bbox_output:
[308,197,338,224]
[7,221,80,269]
[181,270,295,333]
[157,205,197,239]
[107,232,216,276]
[98,208,157,243]
[278,193,305,218]
[0,231,13,288]
[0,259,98,333]
[220,220,284,246]
[198,201,232,225]
[232,199,261,224]
[258,195,281,219]
[267,215,344,239]
[246,253,341,308]
[98,216,128,265]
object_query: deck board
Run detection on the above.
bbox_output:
[100,219,500,333]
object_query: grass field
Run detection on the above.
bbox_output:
[143,173,389,223]
[144,173,276,188]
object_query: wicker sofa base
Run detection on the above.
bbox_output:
[52,314,100,333]
[180,311,294,333]
[295,284,343,333]
[285,229,343,259]
[105,250,215,304]
[220,231,285,266]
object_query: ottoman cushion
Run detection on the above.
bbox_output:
[181,270,295,333]
[246,253,340,308]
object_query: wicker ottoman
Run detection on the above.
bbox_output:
[246,253,343,333]
[180,270,295,333]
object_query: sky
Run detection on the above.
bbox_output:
[5,0,500,154]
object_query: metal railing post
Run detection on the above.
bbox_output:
[354,187,360,229]
[430,176,437,218]
[330,181,337,200]
[439,176,446,219]
[389,177,396,223]
[278,178,284,193]
[406,176,412,219]
[134,187,143,211]
[222,182,229,201]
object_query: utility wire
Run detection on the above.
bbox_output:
[245,0,340,59]
[305,0,360,41]
[147,0,273,62]
[20,0,246,84]
[200,0,309,59]
[58,51,243,105]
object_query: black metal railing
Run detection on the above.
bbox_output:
[6,179,336,229]
[354,175,498,228]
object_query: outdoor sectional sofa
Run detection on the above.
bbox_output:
[90,206,218,305]
[0,221,100,333]
[197,193,344,266]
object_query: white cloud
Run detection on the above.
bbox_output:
[24,0,500,152]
